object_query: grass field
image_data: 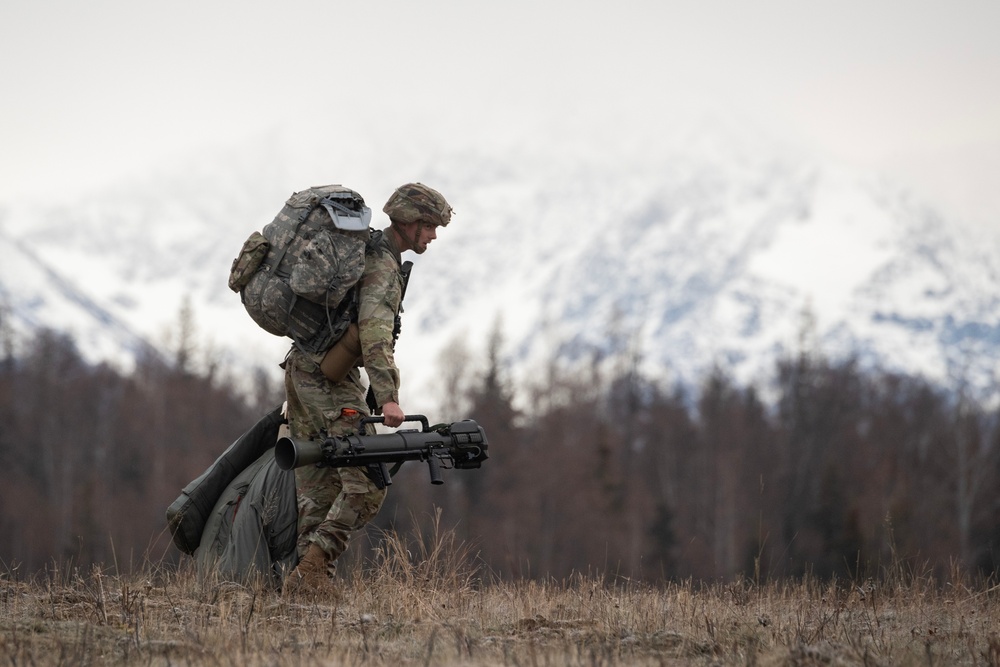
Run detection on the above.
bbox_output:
[3,527,999,666]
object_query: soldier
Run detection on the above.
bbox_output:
[281,183,453,597]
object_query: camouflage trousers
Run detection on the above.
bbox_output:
[283,346,387,568]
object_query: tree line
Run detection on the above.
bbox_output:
[0,320,274,575]
[382,325,1000,584]
[1,318,999,583]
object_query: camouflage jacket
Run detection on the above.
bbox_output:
[357,228,404,408]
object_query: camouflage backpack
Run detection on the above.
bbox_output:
[228,185,376,355]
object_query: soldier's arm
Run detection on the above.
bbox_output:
[357,253,404,411]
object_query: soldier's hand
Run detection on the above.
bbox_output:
[382,401,405,428]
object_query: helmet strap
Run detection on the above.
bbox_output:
[390,220,421,252]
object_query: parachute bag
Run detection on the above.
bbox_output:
[236,185,372,354]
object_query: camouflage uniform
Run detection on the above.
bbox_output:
[284,230,405,567]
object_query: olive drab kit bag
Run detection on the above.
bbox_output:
[228,185,375,354]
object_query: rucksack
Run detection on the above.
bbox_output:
[228,185,375,355]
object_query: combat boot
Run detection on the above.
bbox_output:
[282,544,340,600]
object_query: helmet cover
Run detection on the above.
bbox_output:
[383,182,453,226]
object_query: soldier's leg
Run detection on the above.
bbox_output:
[293,459,344,555]
[283,347,371,559]
[315,465,387,564]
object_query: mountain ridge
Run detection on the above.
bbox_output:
[2,116,998,413]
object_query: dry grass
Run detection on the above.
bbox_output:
[3,522,1000,666]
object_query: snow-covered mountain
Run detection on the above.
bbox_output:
[2,114,999,413]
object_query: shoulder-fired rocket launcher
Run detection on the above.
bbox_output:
[274,416,488,487]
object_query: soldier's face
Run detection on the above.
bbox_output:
[408,221,439,254]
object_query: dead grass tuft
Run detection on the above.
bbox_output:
[2,523,1000,666]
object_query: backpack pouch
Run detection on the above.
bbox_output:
[288,230,367,305]
[228,231,270,292]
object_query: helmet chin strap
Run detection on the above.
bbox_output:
[392,221,422,252]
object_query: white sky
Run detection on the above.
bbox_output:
[2,0,999,228]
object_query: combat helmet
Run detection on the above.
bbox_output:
[383,183,453,227]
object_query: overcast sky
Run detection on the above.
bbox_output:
[2,0,999,228]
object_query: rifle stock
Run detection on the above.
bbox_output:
[274,416,488,486]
